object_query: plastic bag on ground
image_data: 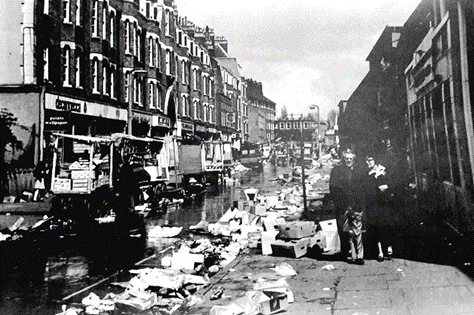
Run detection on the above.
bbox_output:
[271,262,297,277]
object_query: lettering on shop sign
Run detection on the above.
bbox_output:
[55,99,86,113]
[45,111,70,131]
[196,125,206,132]
[182,122,194,131]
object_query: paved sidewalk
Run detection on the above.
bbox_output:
[187,251,474,315]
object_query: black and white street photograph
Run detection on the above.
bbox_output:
[0,0,474,314]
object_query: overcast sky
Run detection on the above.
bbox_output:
[176,0,421,119]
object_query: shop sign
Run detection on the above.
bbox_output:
[181,121,194,132]
[208,127,217,133]
[45,110,70,131]
[45,93,127,121]
[196,125,206,132]
[152,114,171,128]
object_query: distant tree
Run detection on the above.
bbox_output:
[0,109,20,198]
[327,109,338,129]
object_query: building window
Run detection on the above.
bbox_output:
[193,101,197,119]
[181,60,185,83]
[155,39,160,69]
[154,7,157,20]
[63,47,70,86]
[92,59,99,93]
[149,37,153,66]
[165,10,170,36]
[102,64,107,95]
[193,69,197,90]
[134,77,138,103]
[286,122,291,129]
[75,0,80,25]
[157,87,162,111]
[109,14,114,47]
[131,23,136,56]
[44,0,49,15]
[63,0,70,23]
[102,7,107,40]
[110,67,115,99]
[75,53,81,87]
[125,71,130,102]
[43,48,49,81]
[137,29,141,61]
[146,2,150,18]
[149,82,154,108]
[178,31,182,45]
[165,50,171,75]
[125,21,129,53]
[304,122,308,129]
[92,0,98,37]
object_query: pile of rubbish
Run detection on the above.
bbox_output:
[58,228,246,314]
[209,265,295,315]
[232,162,250,174]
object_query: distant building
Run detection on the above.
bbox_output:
[245,79,276,145]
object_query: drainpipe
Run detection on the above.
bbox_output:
[458,1,474,186]
[39,85,46,162]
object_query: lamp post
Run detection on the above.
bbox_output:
[299,119,308,213]
[127,70,147,135]
[310,105,321,160]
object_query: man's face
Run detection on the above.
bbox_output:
[343,155,354,167]
[366,157,375,169]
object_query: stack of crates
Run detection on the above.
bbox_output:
[270,221,324,258]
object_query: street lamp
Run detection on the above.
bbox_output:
[299,118,308,213]
[309,105,321,160]
[127,69,147,135]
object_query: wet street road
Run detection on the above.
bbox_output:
[0,163,298,314]
[1,161,472,314]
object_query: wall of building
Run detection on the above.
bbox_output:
[0,0,24,85]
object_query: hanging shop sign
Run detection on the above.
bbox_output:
[195,125,206,133]
[45,110,70,131]
[45,93,127,121]
[152,113,171,128]
[177,120,194,137]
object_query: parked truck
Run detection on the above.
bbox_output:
[204,141,224,184]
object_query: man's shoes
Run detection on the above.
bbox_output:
[377,255,384,262]
[354,259,365,265]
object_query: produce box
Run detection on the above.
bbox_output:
[53,178,71,191]
[308,230,326,250]
[270,237,310,258]
[256,290,289,314]
[277,221,316,239]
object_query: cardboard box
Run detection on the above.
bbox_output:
[53,178,71,191]
[277,221,316,239]
[308,231,326,250]
[270,238,310,258]
[261,230,279,255]
[255,204,267,216]
[318,219,340,253]
[256,290,289,315]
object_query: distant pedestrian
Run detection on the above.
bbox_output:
[363,154,392,261]
[33,160,50,201]
[329,149,366,265]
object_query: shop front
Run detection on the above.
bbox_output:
[44,93,127,137]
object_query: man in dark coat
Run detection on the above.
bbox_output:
[329,149,366,264]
